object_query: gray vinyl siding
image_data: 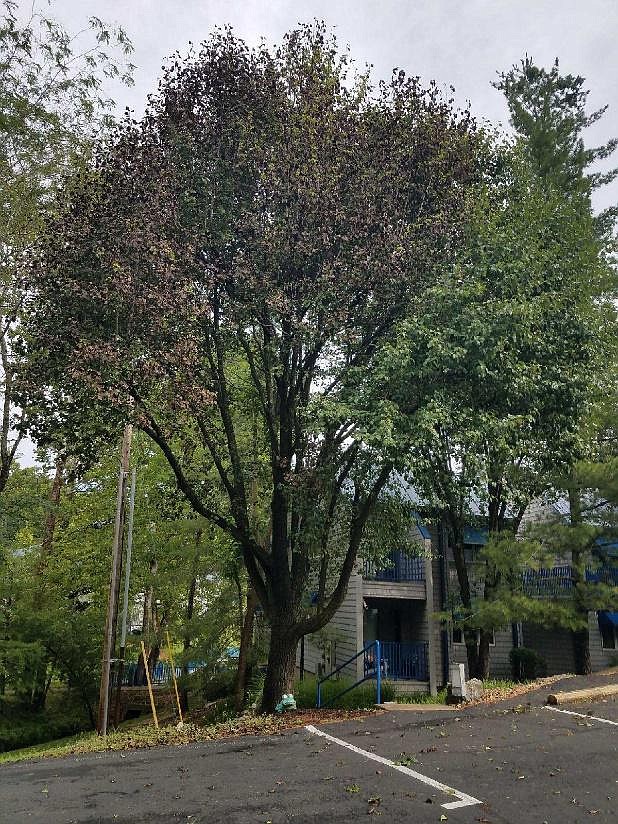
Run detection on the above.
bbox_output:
[449,629,513,679]
[522,623,576,675]
[489,630,514,678]
[450,640,468,678]
[518,498,555,534]
[298,570,363,681]
[298,630,320,678]
[522,613,616,675]
[362,580,426,599]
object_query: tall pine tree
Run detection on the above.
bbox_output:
[495,56,618,673]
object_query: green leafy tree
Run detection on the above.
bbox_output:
[0,465,49,702]
[493,55,617,227]
[0,0,134,491]
[1,436,241,726]
[495,56,618,673]
[378,145,613,677]
[19,25,481,710]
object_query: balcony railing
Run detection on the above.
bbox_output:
[522,565,618,598]
[586,566,618,585]
[364,640,429,681]
[363,551,425,582]
[121,660,206,686]
[522,565,573,598]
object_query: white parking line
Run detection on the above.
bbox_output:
[305,724,481,810]
[544,706,618,727]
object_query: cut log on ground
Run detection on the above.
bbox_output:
[547,683,618,705]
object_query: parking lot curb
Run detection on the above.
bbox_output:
[379,701,457,712]
[547,683,618,705]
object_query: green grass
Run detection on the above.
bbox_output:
[394,679,520,704]
[294,676,395,709]
[482,679,519,691]
[0,730,89,764]
[0,707,368,766]
[395,687,448,704]
[0,722,222,765]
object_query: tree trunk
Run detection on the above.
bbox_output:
[0,330,22,495]
[146,602,166,683]
[260,623,298,714]
[464,630,479,678]
[477,630,492,679]
[181,574,198,712]
[450,527,478,678]
[79,684,96,729]
[568,483,591,675]
[235,586,258,712]
[39,457,65,571]
[147,643,161,678]
[299,635,305,680]
[573,627,592,675]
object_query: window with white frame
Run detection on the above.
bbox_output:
[452,627,464,644]
[452,628,495,646]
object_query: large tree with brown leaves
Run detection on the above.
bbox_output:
[20,24,480,710]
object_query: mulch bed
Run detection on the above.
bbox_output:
[276,708,378,727]
[185,706,377,734]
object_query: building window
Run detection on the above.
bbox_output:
[600,624,617,650]
[601,624,616,649]
[598,612,618,650]
[452,628,496,646]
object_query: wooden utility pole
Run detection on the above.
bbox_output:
[113,466,137,726]
[97,424,132,736]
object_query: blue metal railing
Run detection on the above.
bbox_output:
[316,639,431,707]
[317,641,382,708]
[586,566,618,585]
[522,565,618,597]
[363,551,425,582]
[522,565,573,598]
[378,640,429,681]
[121,660,206,686]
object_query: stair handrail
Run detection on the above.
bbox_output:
[317,640,382,708]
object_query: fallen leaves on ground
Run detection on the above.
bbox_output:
[2,707,378,763]
[467,674,576,707]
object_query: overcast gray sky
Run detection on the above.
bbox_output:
[14,0,618,466]
[47,0,618,206]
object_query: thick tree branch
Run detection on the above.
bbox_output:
[298,462,392,635]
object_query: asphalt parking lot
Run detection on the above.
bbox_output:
[2,679,617,824]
